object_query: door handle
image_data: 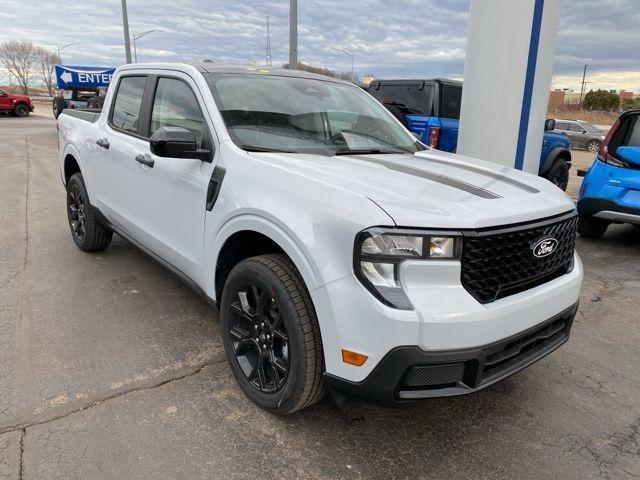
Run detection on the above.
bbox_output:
[135,153,154,168]
[96,138,110,149]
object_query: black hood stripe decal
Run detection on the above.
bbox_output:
[349,156,502,199]
[417,155,539,193]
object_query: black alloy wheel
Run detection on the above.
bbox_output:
[228,282,290,393]
[14,104,29,117]
[67,182,87,242]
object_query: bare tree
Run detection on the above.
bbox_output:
[0,40,39,94]
[35,47,60,96]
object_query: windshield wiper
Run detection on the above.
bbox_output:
[333,148,408,156]
[240,145,295,153]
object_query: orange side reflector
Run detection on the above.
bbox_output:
[341,349,368,366]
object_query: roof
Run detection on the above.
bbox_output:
[368,78,463,87]
[118,62,350,84]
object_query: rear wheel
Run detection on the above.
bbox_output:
[586,140,601,153]
[545,160,569,191]
[578,215,608,238]
[220,254,326,415]
[66,173,113,251]
[13,104,29,117]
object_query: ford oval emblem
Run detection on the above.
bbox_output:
[532,237,558,258]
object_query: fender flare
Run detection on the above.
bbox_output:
[61,143,85,185]
[207,213,324,302]
[540,147,572,176]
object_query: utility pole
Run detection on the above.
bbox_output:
[289,0,297,69]
[579,64,589,108]
[266,15,272,67]
[340,49,354,83]
[121,0,133,63]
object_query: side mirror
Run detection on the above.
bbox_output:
[544,119,556,131]
[150,126,211,162]
[615,146,640,167]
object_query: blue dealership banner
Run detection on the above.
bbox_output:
[55,65,116,89]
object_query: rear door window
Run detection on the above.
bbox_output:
[110,76,148,134]
[439,84,462,119]
[368,84,434,115]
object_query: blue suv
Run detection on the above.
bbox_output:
[368,79,573,190]
[577,109,640,237]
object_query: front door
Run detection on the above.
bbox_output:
[0,90,11,110]
[122,73,216,283]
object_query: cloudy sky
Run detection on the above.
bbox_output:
[1,0,638,92]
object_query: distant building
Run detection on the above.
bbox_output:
[361,75,374,86]
[548,89,566,109]
[619,90,634,102]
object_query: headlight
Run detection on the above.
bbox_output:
[354,228,462,310]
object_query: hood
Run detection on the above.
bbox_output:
[256,149,575,229]
[9,93,31,102]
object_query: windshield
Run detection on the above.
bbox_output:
[579,121,602,133]
[205,73,420,155]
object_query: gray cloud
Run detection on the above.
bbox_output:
[0,0,637,90]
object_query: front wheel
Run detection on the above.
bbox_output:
[220,254,326,415]
[545,160,569,191]
[13,104,29,117]
[578,215,608,238]
[586,140,601,153]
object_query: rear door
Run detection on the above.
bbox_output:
[93,74,150,227]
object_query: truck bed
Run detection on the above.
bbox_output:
[60,109,101,124]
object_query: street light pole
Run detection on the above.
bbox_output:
[56,43,79,64]
[579,64,589,108]
[340,49,354,83]
[133,30,164,62]
[121,0,133,63]
[289,0,297,69]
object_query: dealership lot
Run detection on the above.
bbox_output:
[1,114,639,479]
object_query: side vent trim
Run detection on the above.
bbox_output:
[206,166,226,211]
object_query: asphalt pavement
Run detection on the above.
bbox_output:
[1,113,639,480]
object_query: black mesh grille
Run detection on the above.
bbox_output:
[461,213,578,304]
[401,363,465,388]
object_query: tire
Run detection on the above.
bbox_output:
[586,140,601,153]
[545,160,569,191]
[13,104,29,117]
[578,215,608,238]
[220,253,326,415]
[66,173,112,251]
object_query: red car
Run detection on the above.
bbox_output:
[0,89,34,117]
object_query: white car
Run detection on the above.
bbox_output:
[57,63,583,414]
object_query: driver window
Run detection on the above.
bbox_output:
[151,78,205,145]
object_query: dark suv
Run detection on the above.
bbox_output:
[554,119,606,152]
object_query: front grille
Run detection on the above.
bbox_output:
[461,213,578,304]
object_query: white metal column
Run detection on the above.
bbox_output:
[457,0,561,173]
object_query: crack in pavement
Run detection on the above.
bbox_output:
[18,429,25,480]
[1,357,227,437]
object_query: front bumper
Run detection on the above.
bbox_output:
[326,303,577,405]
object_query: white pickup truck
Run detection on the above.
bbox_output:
[58,63,583,414]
